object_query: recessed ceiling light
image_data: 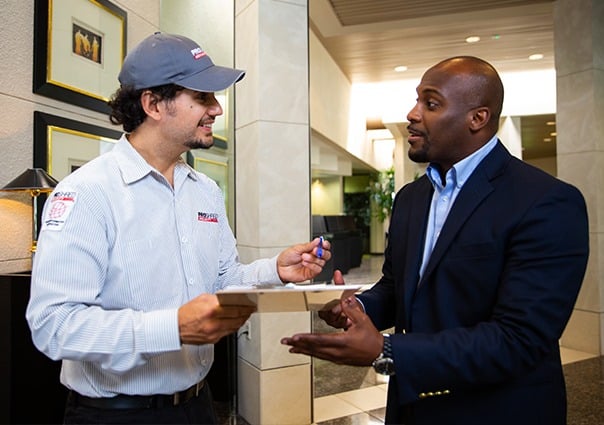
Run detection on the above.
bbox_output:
[529,53,544,60]
[394,65,408,72]
[546,121,556,126]
[550,132,557,137]
[465,36,480,43]
[543,138,552,142]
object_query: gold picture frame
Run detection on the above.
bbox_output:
[33,0,127,114]
[188,153,229,209]
[33,111,122,180]
[33,111,122,228]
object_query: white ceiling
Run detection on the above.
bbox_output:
[310,0,555,83]
[309,0,557,170]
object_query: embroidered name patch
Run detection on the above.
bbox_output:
[43,191,77,231]
[198,212,218,223]
[190,47,207,60]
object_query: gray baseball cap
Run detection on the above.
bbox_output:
[118,32,245,92]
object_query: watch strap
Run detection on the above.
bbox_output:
[382,333,393,358]
[372,333,395,375]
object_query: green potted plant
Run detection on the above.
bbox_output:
[366,167,395,223]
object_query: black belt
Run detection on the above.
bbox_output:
[71,380,205,409]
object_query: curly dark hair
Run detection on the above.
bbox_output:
[107,84,185,133]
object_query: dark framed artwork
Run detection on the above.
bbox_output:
[33,111,122,229]
[33,0,127,114]
[211,92,229,149]
[33,111,122,179]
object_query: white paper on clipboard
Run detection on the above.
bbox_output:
[216,283,362,313]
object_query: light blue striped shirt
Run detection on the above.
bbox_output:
[419,136,498,278]
[26,135,281,397]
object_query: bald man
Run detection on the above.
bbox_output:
[282,57,589,425]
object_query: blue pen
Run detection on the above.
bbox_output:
[317,235,324,258]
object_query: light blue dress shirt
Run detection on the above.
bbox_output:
[26,135,281,397]
[419,136,499,278]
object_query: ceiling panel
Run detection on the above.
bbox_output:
[328,0,553,27]
[312,0,555,83]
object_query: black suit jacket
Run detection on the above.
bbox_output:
[358,141,589,425]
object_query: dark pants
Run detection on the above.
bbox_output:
[63,383,218,425]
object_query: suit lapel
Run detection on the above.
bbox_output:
[417,141,510,288]
[402,177,433,318]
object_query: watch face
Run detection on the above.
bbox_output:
[373,357,395,376]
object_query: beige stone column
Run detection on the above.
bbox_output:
[234,0,310,258]
[234,1,312,424]
[554,0,604,355]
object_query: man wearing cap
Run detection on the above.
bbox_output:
[26,32,331,425]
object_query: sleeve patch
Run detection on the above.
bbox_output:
[42,191,77,231]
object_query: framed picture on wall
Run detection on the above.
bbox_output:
[33,0,127,114]
[33,111,122,229]
[212,92,229,148]
[186,151,230,209]
[33,111,122,180]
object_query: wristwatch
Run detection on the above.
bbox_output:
[372,333,395,375]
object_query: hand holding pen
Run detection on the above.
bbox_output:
[275,236,332,283]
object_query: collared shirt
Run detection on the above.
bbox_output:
[419,136,498,278]
[26,135,281,397]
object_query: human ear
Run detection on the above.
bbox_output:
[140,90,162,121]
[469,106,490,131]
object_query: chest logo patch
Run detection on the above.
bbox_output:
[198,212,218,223]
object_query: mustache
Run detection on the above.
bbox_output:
[407,125,425,137]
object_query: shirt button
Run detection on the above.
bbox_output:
[188,277,194,285]
[181,236,188,243]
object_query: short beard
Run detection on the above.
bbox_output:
[185,138,214,150]
[408,147,429,164]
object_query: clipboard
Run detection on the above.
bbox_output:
[216,283,362,313]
